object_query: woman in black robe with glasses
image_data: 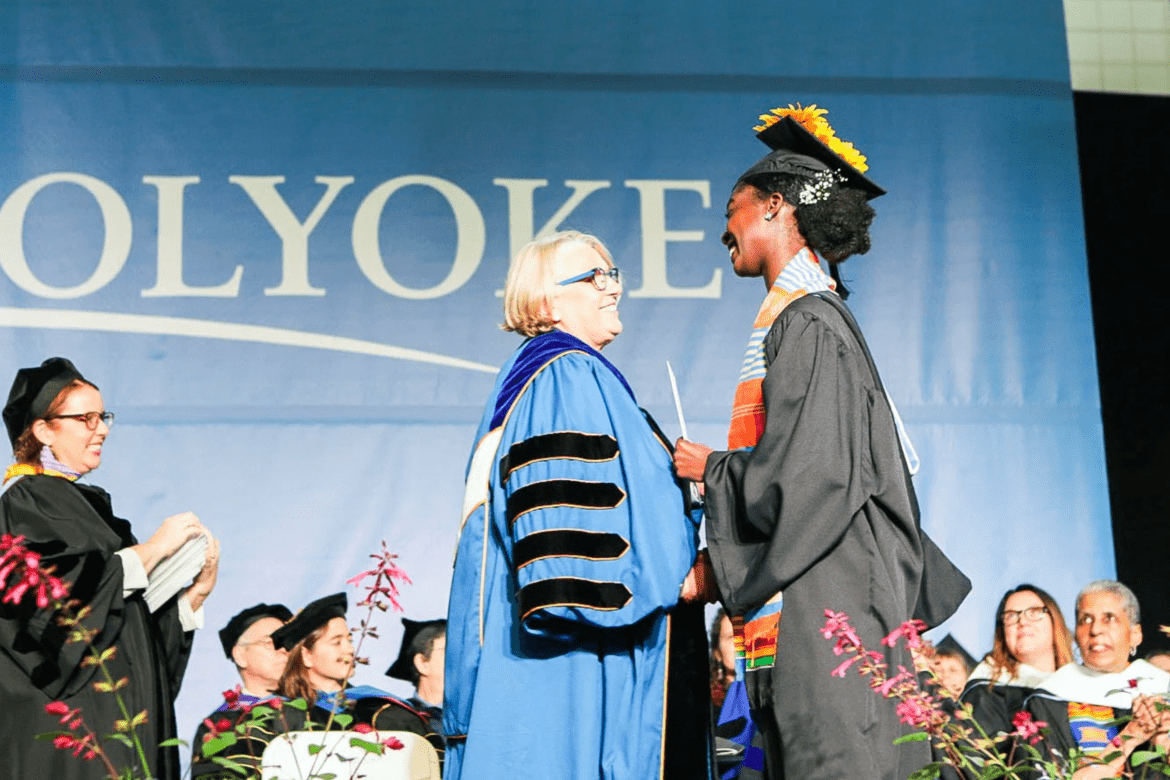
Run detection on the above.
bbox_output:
[0,357,220,779]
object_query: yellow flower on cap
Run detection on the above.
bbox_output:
[754,103,869,174]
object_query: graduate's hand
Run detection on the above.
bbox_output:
[680,549,719,604]
[673,438,713,484]
[184,530,220,612]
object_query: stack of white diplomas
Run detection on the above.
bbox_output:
[144,534,207,613]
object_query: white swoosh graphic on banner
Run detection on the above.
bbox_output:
[0,307,498,373]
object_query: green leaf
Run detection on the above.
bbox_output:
[107,734,133,748]
[349,737,383,755]
[309,774,336,780]
[332,713,353,728]
[307,743,323,755]
[201,733,238,756]
[210,756,249,772]
[158,738,186,747]
[1133,750,1162,767]
[979,764,1006,779]
[285,698,309,711]
[34,731,70,741]
[894,732,932,745]
[907,763,942,780]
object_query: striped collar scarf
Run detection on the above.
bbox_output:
[727,247,835,449]
[3,445,82,484]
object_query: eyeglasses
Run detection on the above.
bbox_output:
[557,267,622,291]
[45,411,115,430]
[1001,606,1049,626]
[238,636,277,651]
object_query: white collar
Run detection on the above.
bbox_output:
[1035,660,1170,708]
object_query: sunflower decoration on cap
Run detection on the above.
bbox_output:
[755,104,868,173]
[738,102,885,201]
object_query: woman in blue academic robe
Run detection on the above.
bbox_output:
[444,231,713,780]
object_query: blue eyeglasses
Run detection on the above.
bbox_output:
[557,267,622,291]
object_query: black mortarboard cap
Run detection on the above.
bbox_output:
[737,115,886,200]
[934,633,978,672]
[270,593,347,651]
[4,357,89,447]
[386,618,447,681]
[219,603,294,658]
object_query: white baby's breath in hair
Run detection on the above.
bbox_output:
[798,170,848,205]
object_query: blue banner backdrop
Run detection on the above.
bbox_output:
[1,0,1110,762]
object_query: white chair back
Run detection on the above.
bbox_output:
[260,730,439,780]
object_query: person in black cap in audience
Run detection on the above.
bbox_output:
[0,357,220,780]
[672,107,970,780]
[190,603,292,778]
[271,593,445,767]
[386,618,446,738]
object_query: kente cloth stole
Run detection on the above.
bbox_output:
[1068,702,1119,753]
[728,248,835,673]
[727,247,836,450]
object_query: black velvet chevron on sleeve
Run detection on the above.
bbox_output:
[518,577,632,620]
[514,529,629,570]
[506,480,625,528]
[500,431,619,484]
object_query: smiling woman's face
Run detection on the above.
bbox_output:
[303,617,354,691]
[549,242,622,351]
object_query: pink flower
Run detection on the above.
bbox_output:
[831,656,863,678]
[45,701,71,716]
[353,723,374,734]
[1010,711,1047,744]
[895,698,934,728]
[882,620,928,650]
[382,736,404,750]
[3,579,31,604]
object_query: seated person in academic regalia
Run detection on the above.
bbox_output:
[1026,580,1170,780]
[271,593,444,766]
[961,584,1073,740]
[385,618,446,740]
[191,603,293,778]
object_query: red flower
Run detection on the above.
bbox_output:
[222,686,241,708]
[353,723,374,734]
[45,701,71,716]
[1128,678,1139,689]
[382,735,404,750]
[52,735,77,750]
[216,718,231,732]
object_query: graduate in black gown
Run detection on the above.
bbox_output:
[673,106,970,780]
[0,357,220,779]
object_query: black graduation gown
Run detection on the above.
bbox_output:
[703,293,970,780]
[0,474,193,780]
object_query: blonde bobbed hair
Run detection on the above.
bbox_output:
[502,231,614,337]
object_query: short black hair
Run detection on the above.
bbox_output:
[406,622,447,686]
[740,172,875,263]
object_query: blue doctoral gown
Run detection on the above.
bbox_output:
[444,331,704,780]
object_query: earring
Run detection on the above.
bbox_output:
[1130,646,1138,657]
[763,212,774,222]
